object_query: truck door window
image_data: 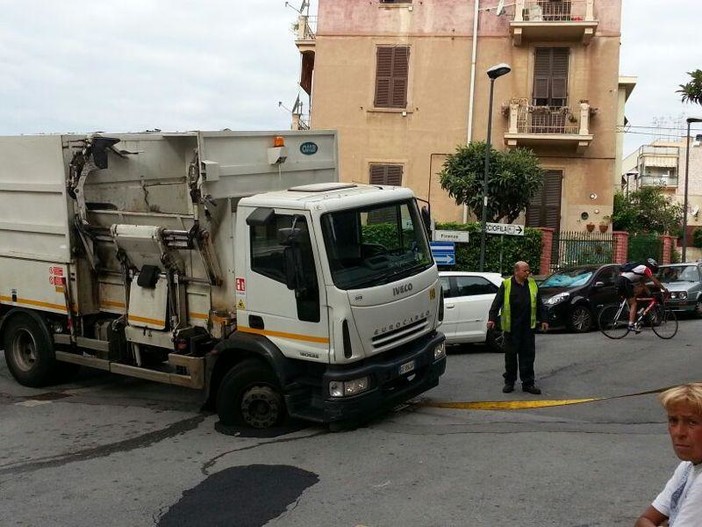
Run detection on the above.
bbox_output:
[250,214,320,322]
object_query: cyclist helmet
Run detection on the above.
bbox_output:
[645,258,659,273]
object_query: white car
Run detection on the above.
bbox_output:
[438,271,505,352]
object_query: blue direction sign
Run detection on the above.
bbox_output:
[430,241,455,266]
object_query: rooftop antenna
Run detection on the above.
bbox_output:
[285,1,309,15]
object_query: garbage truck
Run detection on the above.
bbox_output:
[0,130,446,429]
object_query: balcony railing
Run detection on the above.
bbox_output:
[511,0,597,45]
[504,99,594,152]
[638,175,679,188]
[294,15,317,42]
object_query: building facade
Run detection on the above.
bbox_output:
[294,0,624,232]
[622,134,702,256]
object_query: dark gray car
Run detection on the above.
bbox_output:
[657,263,702,317]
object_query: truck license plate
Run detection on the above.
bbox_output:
[399,360,415,375]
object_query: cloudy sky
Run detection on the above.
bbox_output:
[0,0,699,157]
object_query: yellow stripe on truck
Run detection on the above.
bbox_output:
[238,326,330,344]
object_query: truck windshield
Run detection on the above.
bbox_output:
[321,199,433,290]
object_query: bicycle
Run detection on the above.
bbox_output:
[598,290,678,340]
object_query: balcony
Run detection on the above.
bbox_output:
[294,14,317,53]
[503,99,594,153]
[638,175,679,189]
[510,0,598,46]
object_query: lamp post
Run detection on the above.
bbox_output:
[479,62,511,272]
[682,117,702,262]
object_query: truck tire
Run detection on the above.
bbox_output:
[3,313,57,387]
[216,359,286,429]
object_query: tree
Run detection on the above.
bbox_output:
[612,187,684,234]
[677,69,702,105]
[438,142,544,223]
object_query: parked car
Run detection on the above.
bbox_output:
[539,263,621,332]
[657,263,702,317]
[438,271,504,351]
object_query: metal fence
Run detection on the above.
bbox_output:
[551,231,614,272]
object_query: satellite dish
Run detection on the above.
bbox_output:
[691,205,700,217]
[496,0,505,16]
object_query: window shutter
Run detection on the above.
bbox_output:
[551,48,569,101]
[375,48,393,107]
[533,49,551,102]
[369,164,403,186]
[526,170,562,231]
[532,48,569,106]
[375,46,409,108]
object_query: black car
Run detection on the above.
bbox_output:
[539,264,621,332]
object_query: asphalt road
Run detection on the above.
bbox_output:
[1,317,701,527]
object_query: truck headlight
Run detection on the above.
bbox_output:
[434,342,446,360]
[329,376,370,398]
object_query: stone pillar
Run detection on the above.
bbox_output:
[612,231,628,264]
[659,234,674,264]
[538,227,554,275]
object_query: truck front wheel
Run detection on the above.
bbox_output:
[3,313,56,387]
[216,360,286,429]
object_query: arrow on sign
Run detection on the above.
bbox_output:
[484,222,525,236]
[434,254,456,265]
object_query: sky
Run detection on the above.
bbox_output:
[0,0,700,158]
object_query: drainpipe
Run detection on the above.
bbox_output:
[464,0,480,223]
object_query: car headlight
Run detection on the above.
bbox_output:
[329,376,370,398]
[545,292,570,305]
[678,291,687,300]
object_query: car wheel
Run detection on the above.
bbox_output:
[486,327,505,353]
[695,299,702,319]
[568,305,593,333]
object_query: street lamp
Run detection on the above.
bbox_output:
[479,62,511,272]
[682,117,702,262]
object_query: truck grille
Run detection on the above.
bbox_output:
[371,317,428,350]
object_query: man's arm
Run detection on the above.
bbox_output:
[487,283,505,329]
[634,505,667,526]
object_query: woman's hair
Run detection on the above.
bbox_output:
[658,383,702,414]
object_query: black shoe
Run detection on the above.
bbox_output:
[502,383,515,393]
[522,384,542,395]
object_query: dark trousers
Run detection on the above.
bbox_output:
[503,325,536,386]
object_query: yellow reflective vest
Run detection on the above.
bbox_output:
[501,277,539,332]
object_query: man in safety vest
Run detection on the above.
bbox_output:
[487,261,548,394]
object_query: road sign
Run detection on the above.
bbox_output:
[433,230,469,243]
[430,241,455,266]
[484,222,525,236]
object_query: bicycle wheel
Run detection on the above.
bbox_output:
[651,305,678,339]
[599,304,630,339]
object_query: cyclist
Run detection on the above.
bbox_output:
[618,258,668,332]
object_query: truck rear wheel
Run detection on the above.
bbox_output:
[216,360,286,429]
[3,313,56,387]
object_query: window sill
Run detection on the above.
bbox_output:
[366,108,413,115]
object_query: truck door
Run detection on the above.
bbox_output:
[238,209,329,362]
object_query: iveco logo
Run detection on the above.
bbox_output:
[393,283,413,296]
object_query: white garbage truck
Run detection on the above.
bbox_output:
[0,130,446,429]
